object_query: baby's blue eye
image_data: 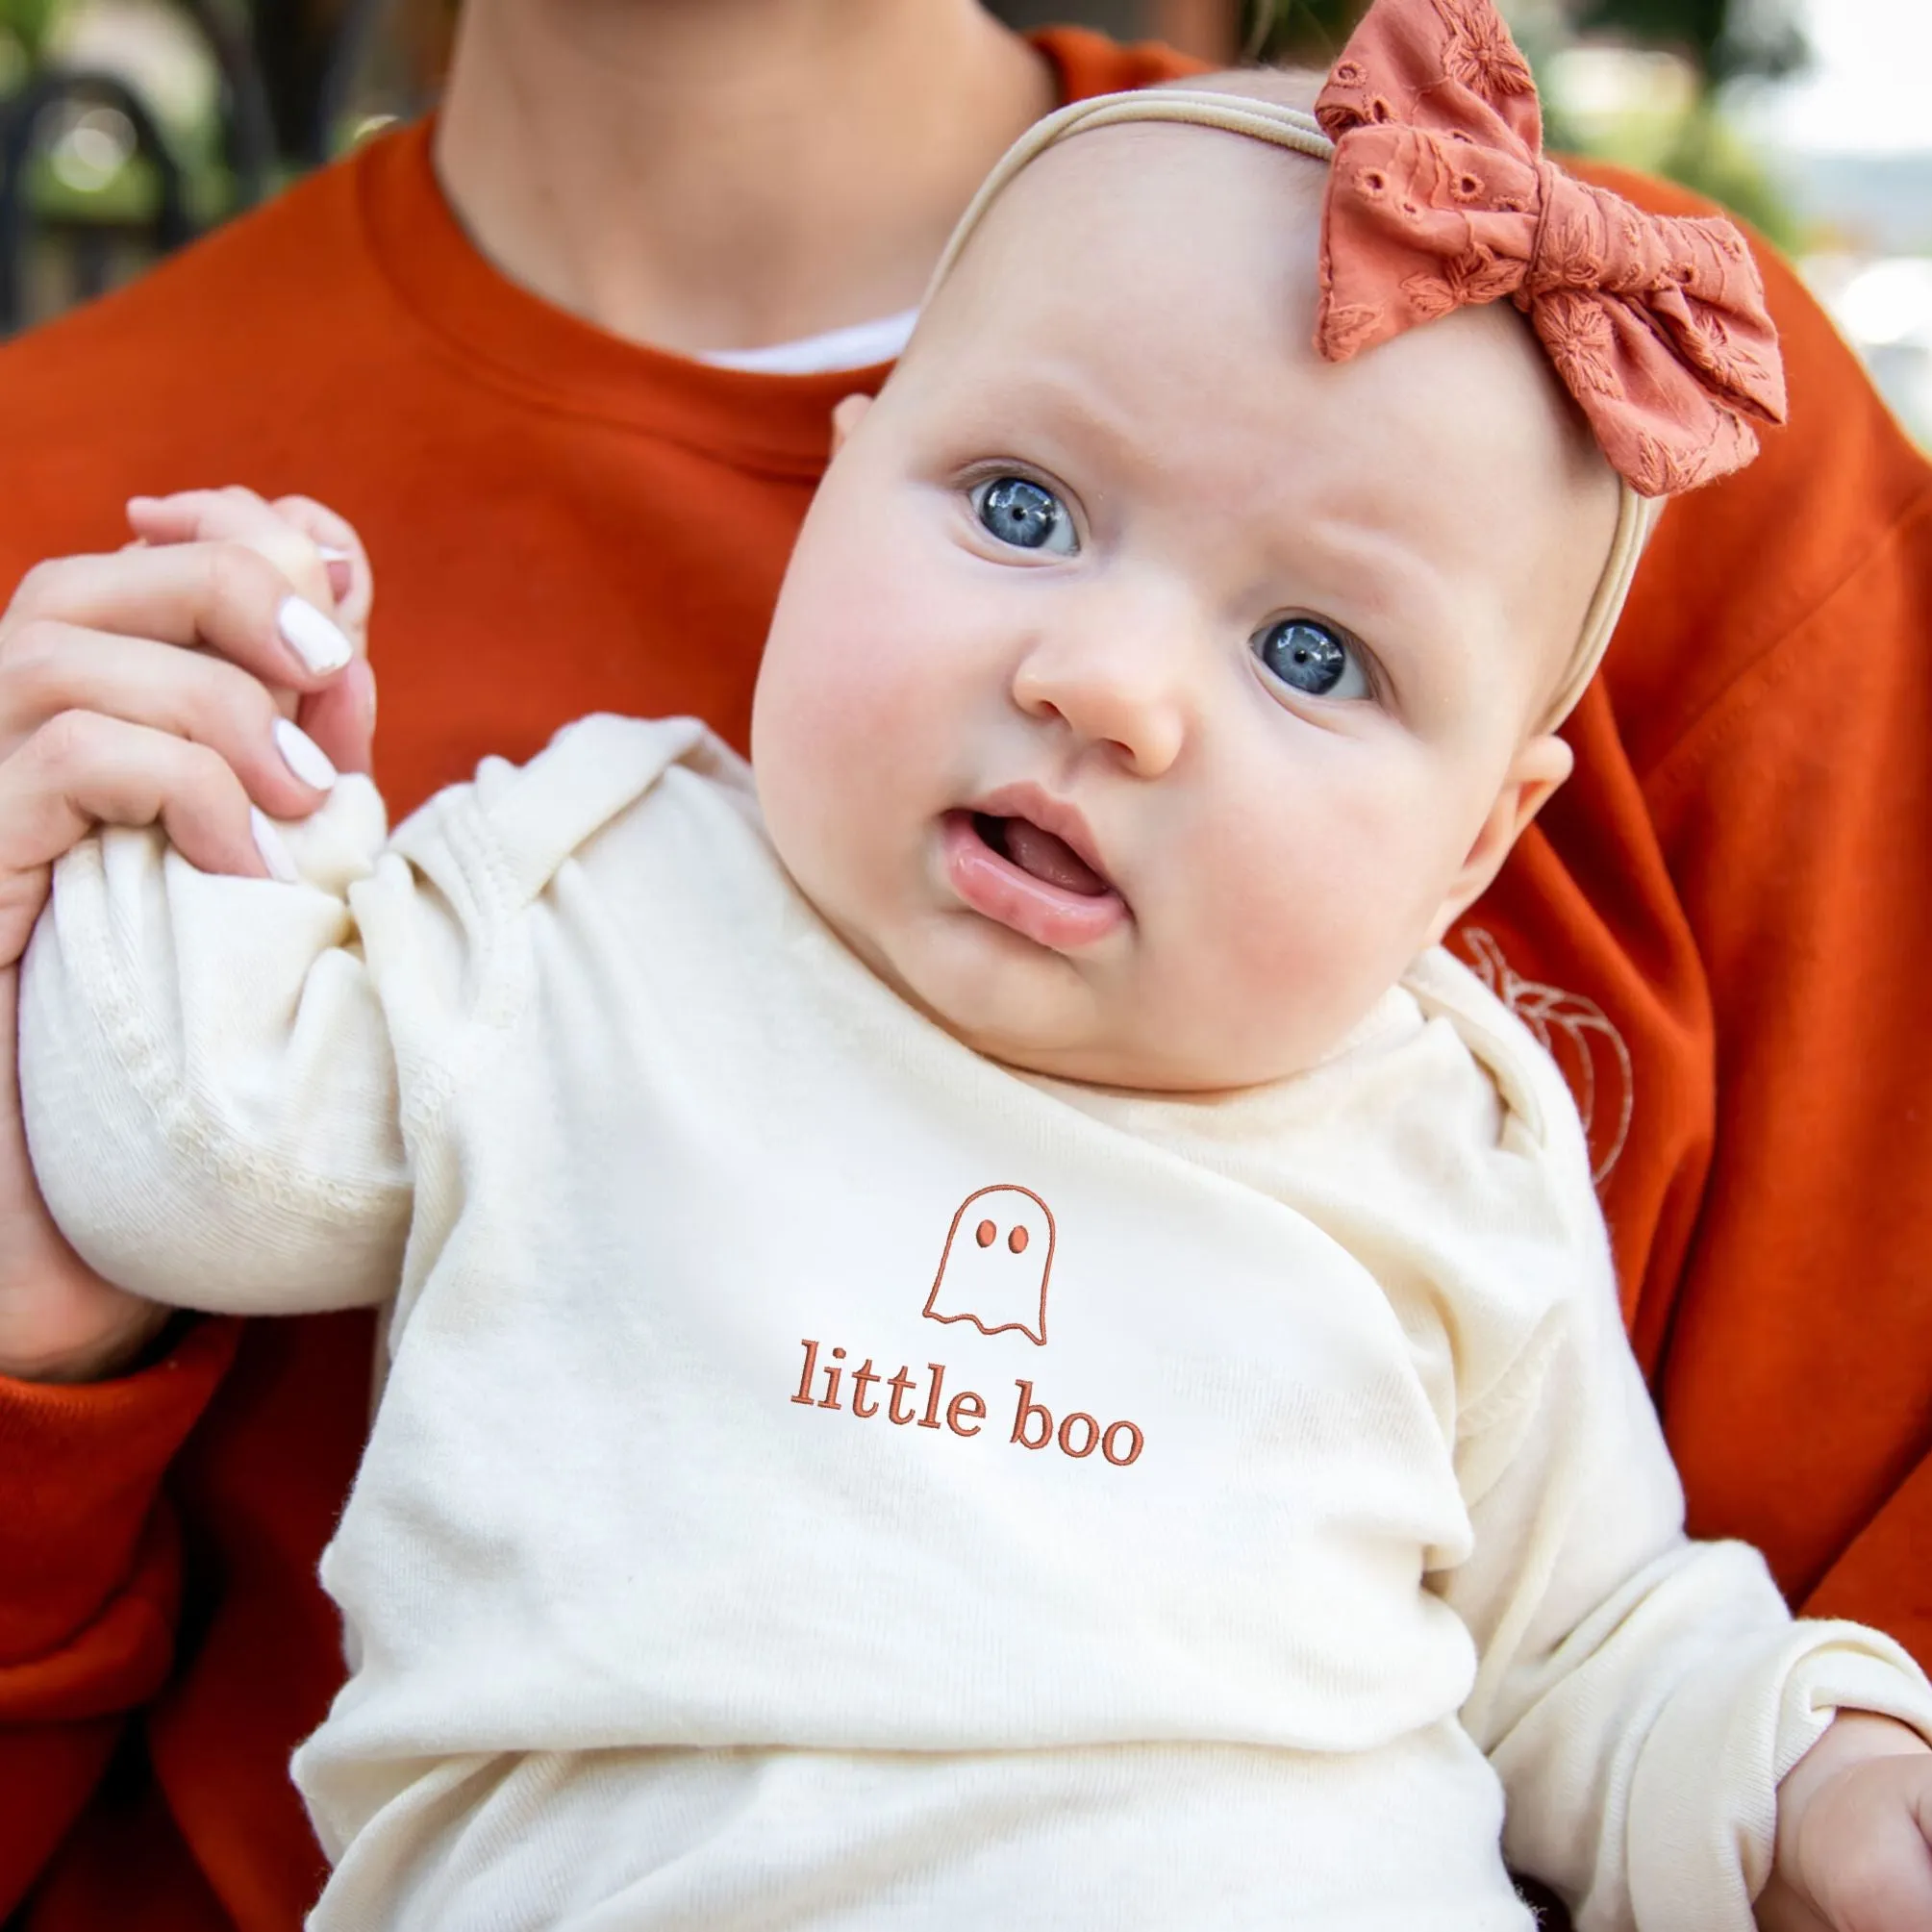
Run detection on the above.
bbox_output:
[971,476,1076,555]
[1252,617,1370,702]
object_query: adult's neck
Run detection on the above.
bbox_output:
[434,0,1057,356]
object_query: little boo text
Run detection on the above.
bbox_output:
[790,1338,1144,1467]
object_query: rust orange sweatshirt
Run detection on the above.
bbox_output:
[0,28,1926,1931]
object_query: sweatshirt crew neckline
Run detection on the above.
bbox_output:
[351,29,1139,477]
[353,120,878,476]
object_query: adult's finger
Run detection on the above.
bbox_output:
[261,493,379,773]
[124,488,377,774]
[0,709,275,969]
[129,485,376,647]
[3,541,357,693]
[125,485,339,619]
[295,653,377,777]
[0,620,339,818]
[270,493,375,638]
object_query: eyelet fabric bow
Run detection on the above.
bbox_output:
[1315,0,1787,496]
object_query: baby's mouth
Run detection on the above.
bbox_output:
[941,806,1129,953]
[971,813,1112,898]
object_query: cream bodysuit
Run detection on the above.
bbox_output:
[20,716,1932,1931]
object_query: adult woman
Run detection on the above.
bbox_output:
[0,1,1926,1924]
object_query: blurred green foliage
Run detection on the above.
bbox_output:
[1239,0,1803,248]
[1580,94,1799,248]
[1242,0,1805,82]
[0,0,60,54]
[1569,0,1804,87]
[1240,0,1358,65]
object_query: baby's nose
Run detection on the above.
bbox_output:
[1010,600,1192,778]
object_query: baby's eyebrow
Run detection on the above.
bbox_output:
[1265,515,1457,643]
[934,356,1160,485]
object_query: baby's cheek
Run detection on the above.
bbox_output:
[1171,789,1444,1071]
[756,625,936,919]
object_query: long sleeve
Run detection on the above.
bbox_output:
[1435,1219,1932,1932]
[18,778,417,1315]
[0,1318,238,1915]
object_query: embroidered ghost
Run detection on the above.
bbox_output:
[923,1185,1056,1345]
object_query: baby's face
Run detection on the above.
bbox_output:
[752,122,1618,1091]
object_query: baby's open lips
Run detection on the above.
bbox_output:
[939,791,1130,953]
[971,812,1112,898]
[964,784,1117,895]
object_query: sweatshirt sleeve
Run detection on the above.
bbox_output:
[1434,1222,1932,1932]
[1543,163,1932,1668]
[0,1317,238,1914]
[17,776,417,1315]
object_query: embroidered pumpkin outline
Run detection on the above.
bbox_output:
[923,1185,1056,1346]
[1457,926,1634,1187]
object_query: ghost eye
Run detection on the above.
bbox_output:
[1252,617,1371,702]
[976,1219,996,1247]
[970,475,1077,555]
[1008,1225,1029,1255]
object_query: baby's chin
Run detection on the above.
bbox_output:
[930,972,1389,1095]
[873,941,1316,1094]
[855,919,1126,1078]
[799,866,1358,1094]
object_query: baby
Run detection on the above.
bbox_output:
[17,2,1932,1927]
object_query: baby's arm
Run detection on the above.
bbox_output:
[1758,1717,1932,1932]
[17,492,416,1315]
[21,784,414,1314]
[1436,1197,1932,1932]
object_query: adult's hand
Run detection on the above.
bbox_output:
[0,488,375,1382]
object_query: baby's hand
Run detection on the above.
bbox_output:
[1759,1713,1932,1932]
[126,486,375,775]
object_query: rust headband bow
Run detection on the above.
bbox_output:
[925,0,1789,726]
[1317,0,1786,499]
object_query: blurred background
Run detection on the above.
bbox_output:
[0,0,1925,443]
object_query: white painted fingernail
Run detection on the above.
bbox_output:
[278,595,352,675]
[273,717,338,790]
[250,807,299,883]
[316,544,352,562]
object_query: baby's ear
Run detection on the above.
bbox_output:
[1427,733,1574,944]
[829,392,874,455]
